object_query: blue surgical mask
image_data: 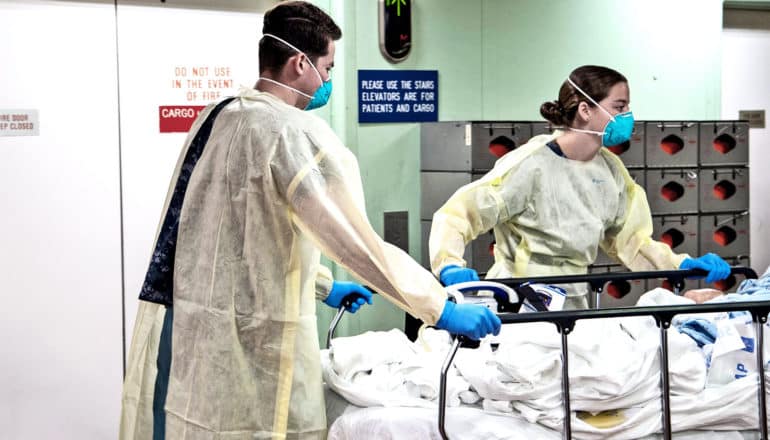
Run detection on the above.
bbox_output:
[259,33,332,110]
[566,77,634,147]
[601,111,634,147]
[305,75,332,110]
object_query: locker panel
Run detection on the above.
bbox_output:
[699,167,749,213]
[652,214,699,258]
[420,121,471,171]
[471,122,533,171]
[645,168,699,214]
[699,121,749,166]
[699,212,750,257]
[646,121,698,167]
[420,171,472,220]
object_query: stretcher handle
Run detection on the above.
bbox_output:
[326,281,515,350]
[681,266,756,279]
[446,281,520,314]
[454,335,480,349]
[439,336,461,440]
[325,293,367,350]
[487,266,757,291]
[442,282,519,348]
[438,281,519,440]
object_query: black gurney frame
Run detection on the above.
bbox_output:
[438,267,766,440]
[325,267,767,440]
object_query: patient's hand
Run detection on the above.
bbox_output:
[683,288,724,304]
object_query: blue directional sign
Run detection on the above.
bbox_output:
[358,69,438,123]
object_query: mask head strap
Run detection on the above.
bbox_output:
[262,33,323,80]
[263,33,303,56]
[566,77,614,121]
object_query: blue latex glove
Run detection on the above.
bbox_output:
[434,300,501,340]
[439,265,480,286]
[323,281,373,313]
[679,253,731,284]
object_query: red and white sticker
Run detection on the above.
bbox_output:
[0,109,39,137]
[159,105,206,133]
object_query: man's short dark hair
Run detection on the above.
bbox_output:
[259,1,342,74]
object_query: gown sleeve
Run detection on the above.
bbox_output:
[270,123,447,324]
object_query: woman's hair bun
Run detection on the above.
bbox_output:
[540,100,564,125]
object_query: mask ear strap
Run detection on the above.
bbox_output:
[568,127,604,136]
[257,77,314,99]
[567,77,614,121]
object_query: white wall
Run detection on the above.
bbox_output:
[722,22,770,274]
[0,1,123,438]
[0,1,267,438]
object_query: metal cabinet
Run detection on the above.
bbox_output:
[420,119,751,286]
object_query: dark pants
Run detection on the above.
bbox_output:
[153,306,173,440]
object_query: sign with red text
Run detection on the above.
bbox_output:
[159,65,235,133]
[170,65,234,103]
[0,109,39,136]
[158,105,206,133]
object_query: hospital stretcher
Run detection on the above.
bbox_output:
[326,266,769,440]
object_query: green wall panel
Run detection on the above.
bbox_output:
[481,0,722,120]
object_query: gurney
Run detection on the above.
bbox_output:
[324,267,769,440]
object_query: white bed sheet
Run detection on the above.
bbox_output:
[326,402,560,440]
[323,344,770,438]
[325,398,756,440]
[323,281,770,439]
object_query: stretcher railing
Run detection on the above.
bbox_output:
[324,267,767,440]
[436,267,766,440]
